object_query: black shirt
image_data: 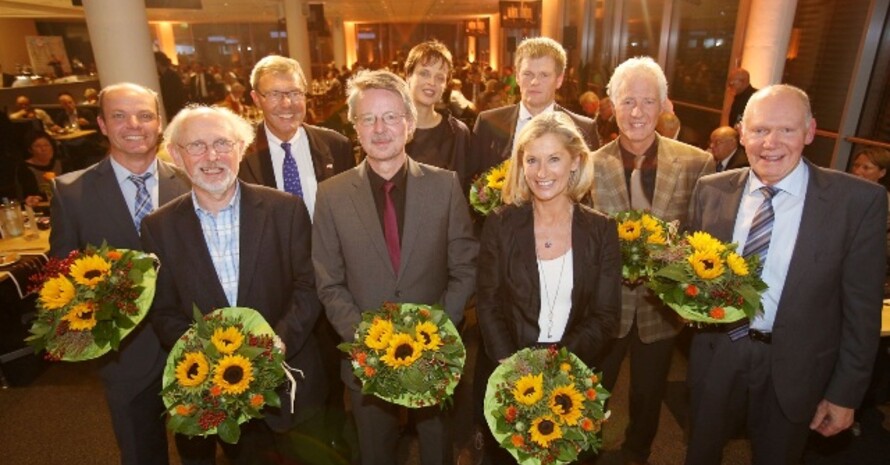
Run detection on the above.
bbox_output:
[406,115,455,170]
[367,161,408,242]
[619,138,658,206]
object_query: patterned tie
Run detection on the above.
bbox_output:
[729,185,779,341]
[382,181,400,274]
[129,172,153,231]
[281,142,303,197]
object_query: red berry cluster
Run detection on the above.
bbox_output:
[197,410,227,430]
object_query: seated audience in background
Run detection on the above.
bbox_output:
[578,90,600,119]
[216,82,258,120]
[655,111,681,139]
[709,126,748,172]
[15,131,64,206]
[82,87,99,105]
[596,96,619,143]
[9,95,58,131]
[53,91,97,130]
[849,147,890,256]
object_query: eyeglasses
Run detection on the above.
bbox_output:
[257,90,306,103]
[178,139,238,156]
[354,112,407,127]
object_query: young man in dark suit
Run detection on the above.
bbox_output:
[50,83,192,465]
[685,85,886,464]
[142,105,327,465]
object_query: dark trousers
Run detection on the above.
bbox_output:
[684,333,810,465]
[599,323,675,463]
[103,372,169,465]
[349,388,452,465]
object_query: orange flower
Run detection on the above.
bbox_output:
[419,308,431,318]
[355,351,367,366]
[176,404,195,416]
[590,374,599,384]
[505,405,518,422]
[709,307,725,319]
[585,388,597,400]
[511,434,524,448]
[43,172,56,181]
[210,385,222,397]
[685,284,699,297]
[105,250,122,261]
[250,393,264,407]
[364,366,376,377]
[581,418,594,431]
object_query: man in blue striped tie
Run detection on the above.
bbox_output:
[684,84,887,465]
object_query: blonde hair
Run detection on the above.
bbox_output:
[502,112,593,205]
[250,55,308,91]
[514,37,567,75]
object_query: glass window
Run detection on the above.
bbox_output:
[618,0,665,62]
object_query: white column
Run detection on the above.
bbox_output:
[741,0,798,87]
[331,17,346,69]
[81,0,160,93]
[284,0,313,81]
[541,0,564,41]
[344,22,357,68]
[489,14,501,71]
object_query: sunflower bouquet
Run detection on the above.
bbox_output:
[646,231,768,324]
[161,307,286,444]
[26,244,157,361]
[469,159,511,215]
[614,210,676,283]
[484,346,609,465]
[338,302,465,408]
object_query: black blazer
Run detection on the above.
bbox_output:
[142,182,326,430]
[476,203,621,367]
[468,104,599,189]
[239,122,355,187]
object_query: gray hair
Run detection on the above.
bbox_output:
[250,55,308,91]
[346,69,417,124]
[606,56,668,104]
[163,104,255,161]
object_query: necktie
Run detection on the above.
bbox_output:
[630,155,651,210]
[382,180,400,274]
[729,185,779,341]
[716,160,726,173]
[281,142,304,197]
[129,172,153,231]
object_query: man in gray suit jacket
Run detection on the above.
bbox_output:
[50,83,191,465]
[142,105,326,465]
[312,70,478,465]
[685,85,886,464]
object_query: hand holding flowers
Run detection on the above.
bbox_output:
[646,231,768,323]
[338,302,465,408]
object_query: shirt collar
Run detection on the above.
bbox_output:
[192,182,241,217]
[265,125,304,148]
[518,101,556,122]
[109,156,158,184]
[747,158,809,198]
[368,160,408,192]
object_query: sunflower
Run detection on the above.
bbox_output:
[688,249,725,280]
[39,276,76,310]
[549,384,586,425]
[211,326,244,354]
[69,254,112,288]
[686,231,726,253]
[175,351,210,387]
[61,303,97,331]
[529,415,563,448]
[726,252,749,276]
[485,161,510,190]
[512,373,544,406]
[641,214,662,233]
[380,333,424,368]
[617,219,642,241]
[414,321,442,351]
[365,318,394,351]
[213,354,255,395]
[647,231,666,245]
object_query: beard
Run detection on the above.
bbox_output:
[189,162,237,196]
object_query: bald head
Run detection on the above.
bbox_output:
[727,68,751,94]
[655,112,681,139]
[709,126,739,162]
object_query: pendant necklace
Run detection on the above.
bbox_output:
[538,249,568,339]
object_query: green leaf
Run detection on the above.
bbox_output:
[217,417,241,444]
[264,390,281,408]
[655,264,688,282]
[401,366,429,392]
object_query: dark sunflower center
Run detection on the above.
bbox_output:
[79,310,94,320]
[84,270,103,280]
[223,365,244,384]
[395,343,414,359]
[187,363,200,379]
[420,331,431,344]
[523,387,536,397]
[554,393,573,413]
[222,338,233,347]
[538,419,554,435]
[702,259,715,270]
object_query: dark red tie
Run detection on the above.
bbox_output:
[382,181,400,273]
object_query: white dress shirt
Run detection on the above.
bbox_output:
[265,125,318,218]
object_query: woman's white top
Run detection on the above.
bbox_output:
[537,249,574,343]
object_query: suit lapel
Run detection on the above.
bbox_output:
[305,125,336,181]
[593,141,631,213]
[652,136,681,218]
[399,160,425,280]
[350,162,394,276]
[245,125,276,188]
[92,159,140,240]
[500,105,521,160]
[157,160,187,204]
[237,184,264,302]
[177,196,229,307]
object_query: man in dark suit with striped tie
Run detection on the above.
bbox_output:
[685,84,886,464]
[709,126,748,172]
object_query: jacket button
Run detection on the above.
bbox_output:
[395,290,402,298]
